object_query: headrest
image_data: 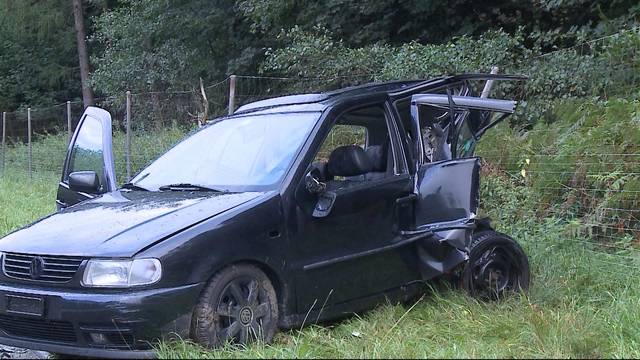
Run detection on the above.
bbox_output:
[366,144,387,172]
[327,145,373,177]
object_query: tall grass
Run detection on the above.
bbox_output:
[477,98,640,245]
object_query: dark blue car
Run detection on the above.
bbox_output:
[0,75,529,358]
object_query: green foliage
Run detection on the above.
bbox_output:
[477,98,640,243]
[263,27,640,127]
[240,0,640,48]
[0,0,80,110]
[90,0,262,97]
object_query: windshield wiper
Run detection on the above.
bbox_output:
[121,182,150,191]
[158,183,227,192]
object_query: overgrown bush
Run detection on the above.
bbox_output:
[263,27,640,127]
[477,98,640,245]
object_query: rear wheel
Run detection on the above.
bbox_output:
[461,231,530,300]
[191,264,278,348]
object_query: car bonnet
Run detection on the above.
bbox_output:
[0,190,266,257]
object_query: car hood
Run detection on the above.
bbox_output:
[0,190,265,257]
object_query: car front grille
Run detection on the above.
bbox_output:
[2,253,84,283]
[0,314,77,343]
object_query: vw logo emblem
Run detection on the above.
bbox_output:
[30,257,45,280]
[239,307,253,325]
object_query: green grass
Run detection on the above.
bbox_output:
[2,169,640,358]
[0,171,57,236]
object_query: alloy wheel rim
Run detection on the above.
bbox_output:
[215,277,271,344]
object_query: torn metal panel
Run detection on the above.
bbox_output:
[413,157,480,229]
[415,234,468,280]
[411,94,517,113]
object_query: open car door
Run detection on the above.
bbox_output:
[411,94,517,162]
[408,94,517,238]
[56,107,117,210]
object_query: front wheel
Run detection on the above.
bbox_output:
[461,231,530,300]
[191,264,279,348]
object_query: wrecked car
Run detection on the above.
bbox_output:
[0,74,530,358]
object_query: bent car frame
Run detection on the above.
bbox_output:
[0,74,530,358]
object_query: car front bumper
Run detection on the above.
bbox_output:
[0,282,204,358]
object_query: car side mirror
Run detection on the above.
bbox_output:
[305,169,326,195]
[68,171,101,194]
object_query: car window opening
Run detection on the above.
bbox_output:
[312,105,396,191]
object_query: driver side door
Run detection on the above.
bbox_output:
[291,103,416,313]
[56,107,117,210]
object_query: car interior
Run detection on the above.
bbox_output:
[312,105,395,191]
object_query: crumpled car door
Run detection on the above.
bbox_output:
[411,94,517,161]
[56,107,117,210]
[397,94,517,279]
[409,94,516,227]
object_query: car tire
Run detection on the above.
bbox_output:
[191,264,279,348]
[461,230,530,300]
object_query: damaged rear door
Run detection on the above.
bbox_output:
[412,94,517,160]
[403,94,517,278]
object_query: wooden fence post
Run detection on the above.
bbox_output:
[228,75,237,115]
[481,66,500,98]
[67,101,72,143]
[126,91,132,181]
[27,107,32,179]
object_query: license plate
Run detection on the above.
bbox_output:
[5,295,44,317]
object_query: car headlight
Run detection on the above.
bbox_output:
[82,259,162,288]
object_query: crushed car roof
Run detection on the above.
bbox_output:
[233,74,527,115]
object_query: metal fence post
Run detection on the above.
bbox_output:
[1,112,6,176]
[126,91,132,181]
[27,107,32,179]
[67,101,72,143]
[228,75,236,115]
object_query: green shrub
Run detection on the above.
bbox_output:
[477,98,640,244]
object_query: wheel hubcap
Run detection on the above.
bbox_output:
[214,278,272,344]
[239,307,253,325]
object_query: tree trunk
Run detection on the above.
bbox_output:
[72,0,94,108]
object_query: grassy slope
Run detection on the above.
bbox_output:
[0,100,639,358]
[0,172,57,237]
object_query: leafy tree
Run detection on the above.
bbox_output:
[90,0,263,97]
[240,0,639,48]
[263,26,640,127]
[0,0,80,110]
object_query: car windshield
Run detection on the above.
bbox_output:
[129,112,320,192]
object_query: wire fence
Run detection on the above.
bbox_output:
[0,30,638,254]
